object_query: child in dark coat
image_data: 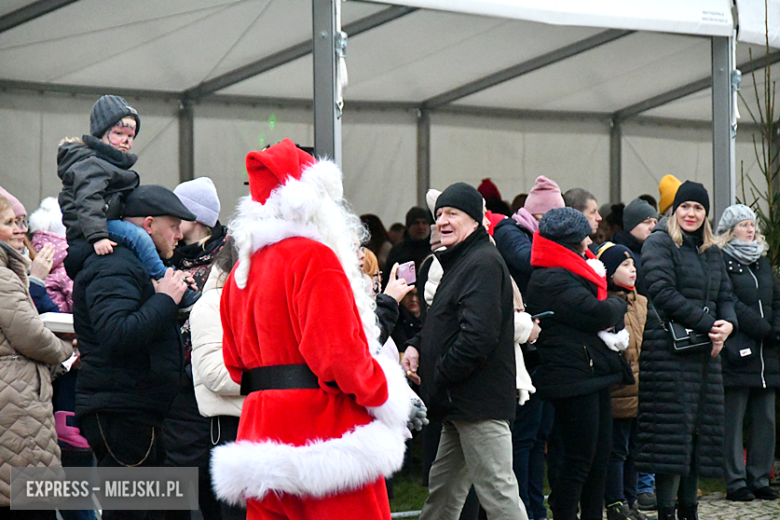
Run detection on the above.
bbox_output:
[58,95,198,308]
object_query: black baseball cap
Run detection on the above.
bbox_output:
[123,185,197,221]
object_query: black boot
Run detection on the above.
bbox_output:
[677,504,698,520]
[657,507,676,520]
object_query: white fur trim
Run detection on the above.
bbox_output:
[301,159,343,201]
[212,419,406,505]
[367,353,413,429]
[586,258,607,278]
[514,311,534,344]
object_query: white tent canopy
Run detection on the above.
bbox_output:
[0,0,777,226]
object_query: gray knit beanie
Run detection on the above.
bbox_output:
[434,182,484,224]
[623,198,658,231]
[539,207,592,245]
[716,204,756,235]
[173,177,220,227]
[90,95,141,138]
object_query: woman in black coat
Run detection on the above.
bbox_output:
[526,208,630,520]
[715,204,780,502]
[637,182,736,520]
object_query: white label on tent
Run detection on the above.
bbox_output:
[379,0,734,37]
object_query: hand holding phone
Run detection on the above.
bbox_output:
[531,311,554,320]
[397,261,416,285]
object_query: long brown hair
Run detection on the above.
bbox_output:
[213,235,237,287]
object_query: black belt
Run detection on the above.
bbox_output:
[240,364,320,395]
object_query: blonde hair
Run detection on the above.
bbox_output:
[667,212,716,252]
[362,248,379,276]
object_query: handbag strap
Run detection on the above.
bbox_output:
[649,247,713,328]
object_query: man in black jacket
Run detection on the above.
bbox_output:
[403,183,526,520]
[69,186,195,517]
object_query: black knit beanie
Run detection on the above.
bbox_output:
[596,242,635,280]
[434,182,484,224]
[90,95,141,138]
[672,181,709,215]
[405,206,433,227]
[539,207,592,245]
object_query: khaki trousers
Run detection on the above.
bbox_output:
[420,419,528,520]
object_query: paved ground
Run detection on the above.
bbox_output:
[390,493,780,519]
[698,492,780,520]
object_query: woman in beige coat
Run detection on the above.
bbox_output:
[0,195,72,516]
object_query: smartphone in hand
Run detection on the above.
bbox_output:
[397,261,416,284]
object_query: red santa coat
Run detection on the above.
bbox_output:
[212,234,409,520]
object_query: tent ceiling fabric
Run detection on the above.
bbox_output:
[0,1,39,18]
[378,0,734,37]
[0,0,776,123]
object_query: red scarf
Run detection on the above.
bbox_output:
[531,232,608,300]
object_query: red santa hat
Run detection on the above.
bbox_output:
[231,139,345,289]
[246,139,316,204]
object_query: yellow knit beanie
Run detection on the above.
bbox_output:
[658,174,682,214]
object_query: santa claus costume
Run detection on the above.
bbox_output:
[211,139,411,520]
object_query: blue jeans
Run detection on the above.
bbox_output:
[107,220,166,278]
[604,418,637,506]
[637,472,655,494]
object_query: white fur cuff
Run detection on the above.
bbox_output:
[211,420,406,505]
[366,354,413,429]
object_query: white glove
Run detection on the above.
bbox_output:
[518,389,531,406]
[598,329,630,352]
[408,396,429,431]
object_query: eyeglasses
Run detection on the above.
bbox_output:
[14,217,28,230]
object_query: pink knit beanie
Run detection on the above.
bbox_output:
[0,186,27,217]
[523,176,564,216]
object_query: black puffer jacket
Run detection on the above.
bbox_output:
[526,267,629,401]
[406,226,516,422]
[720,252,780,388]
[493,218,534,293]
[636,221,737,478]
[57,135,140,243]
[70,245,183,426]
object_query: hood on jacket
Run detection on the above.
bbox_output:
[31,231,69,270]
[57,136,137,180]
[0,241,30,283]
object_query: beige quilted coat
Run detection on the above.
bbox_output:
[0,241,72,506]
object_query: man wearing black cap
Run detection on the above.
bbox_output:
[402,182,526,520]
[612,197,658,296]
[68,185,195,516]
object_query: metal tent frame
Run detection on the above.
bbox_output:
[2,0,777,219]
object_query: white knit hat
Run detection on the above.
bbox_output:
[716,204,756,235]
[173,177,220,227]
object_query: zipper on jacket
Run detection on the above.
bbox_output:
[747,267,767,388]
[583,345,594,372]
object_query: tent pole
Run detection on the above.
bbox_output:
[312,0,341,166]
[417,108,431,208]
[609,118,622,203]
[178,99,194,183]
[711,35,735,222]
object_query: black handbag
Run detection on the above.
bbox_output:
[650,267,713,354]
[666,319,713,353]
